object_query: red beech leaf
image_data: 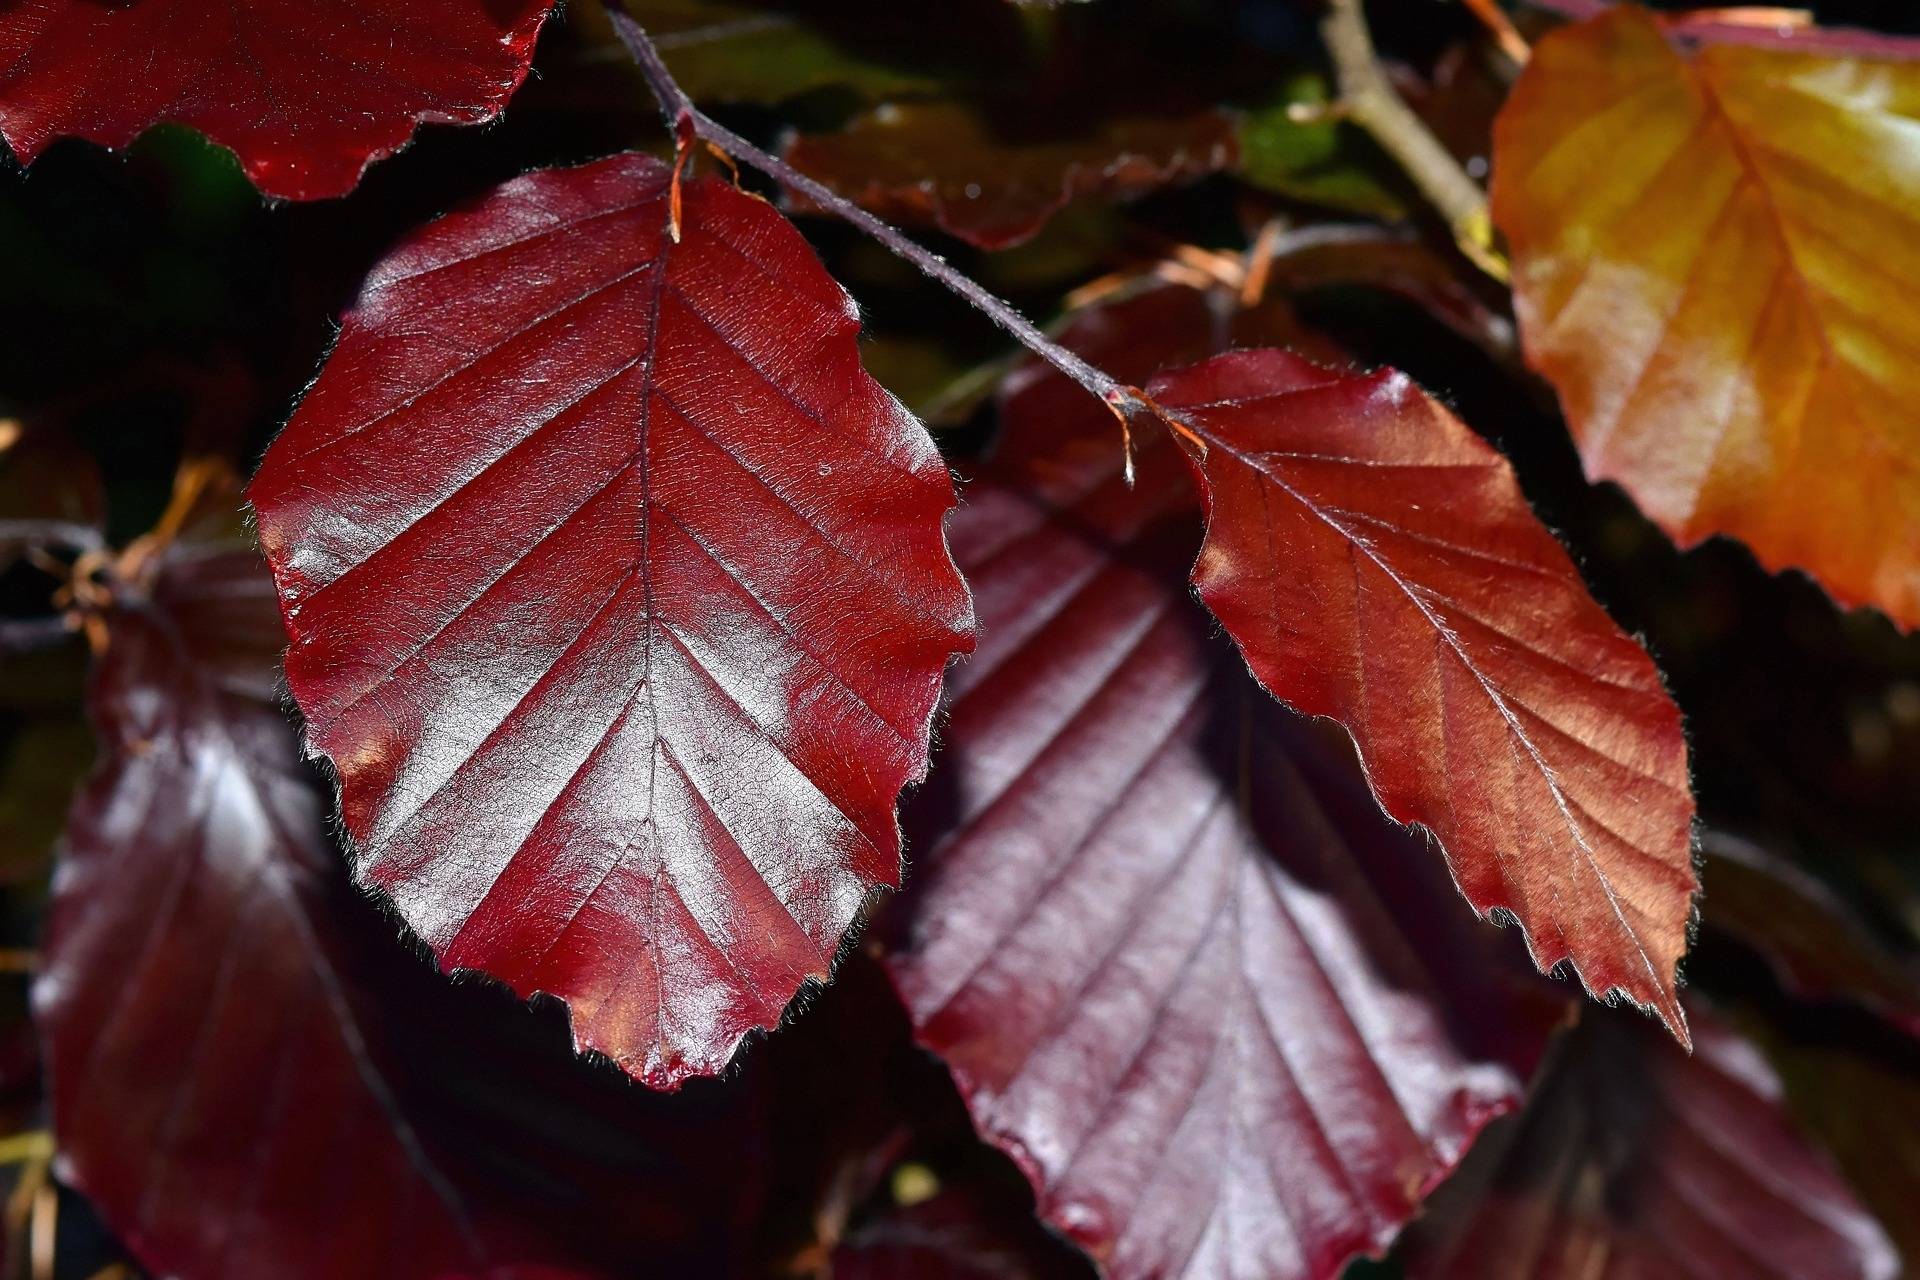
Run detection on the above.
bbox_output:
[36,470,765,1279]
[0,0,553,199]
[783,102,1238,251]
[881,377,1569,1280]
[1491,4,1920,626]
[1151,349,1698,1041]
[1400,1007,1899,1280]
[248,153,974,1088]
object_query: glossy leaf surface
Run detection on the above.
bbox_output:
[248,153,973,1088]
[1154,349,1697,1038]
[1493,4,1920,626]
[0,0,553,200]
[784,103,1237,250]
[37,473,762,1279]
[1401,1008,1899,1280]
[883,366,1568,1280]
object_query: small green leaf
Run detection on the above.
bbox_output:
[1237,73,1408,219]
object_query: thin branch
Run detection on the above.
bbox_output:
[607,8,1143,423]
[1321,0,1510,282]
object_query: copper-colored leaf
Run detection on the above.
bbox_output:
[1400,1007,1899,1280]
[248,153,974,1088]
[37,473,763,1278]
[1153,349,1697,1038]
[783,102,1237,251]
[0,0,553,199]
[881,357,1568,1280]
[1492,4,1920,626]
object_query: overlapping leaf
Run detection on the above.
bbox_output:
[881,358,1568,1280]
[1699,832,1920,1037]
[249,153,974,1088]
[1153,349,1697,1037]
[784,102,1237,250]
[1399,1007,1899,1280]
[37,469,763,1279]
[1493,4,1920,626]
[0,0,553,199]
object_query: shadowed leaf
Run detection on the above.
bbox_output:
[784,102,1237,251]
[1238,74,1408,219]
[1700,832,1920,1037]
[1399,1007,1899,1280]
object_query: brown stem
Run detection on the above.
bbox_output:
[607,7,1148,426]
[1321,0,1510,282]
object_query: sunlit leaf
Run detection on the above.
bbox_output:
[1493,4,1920,626]
[38,467,763,1278]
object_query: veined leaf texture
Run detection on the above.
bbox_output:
[249,153,973,1088]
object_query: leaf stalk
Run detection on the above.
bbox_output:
[607,8,1151,431]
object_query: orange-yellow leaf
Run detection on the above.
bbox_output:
[1493,4,1920,626]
